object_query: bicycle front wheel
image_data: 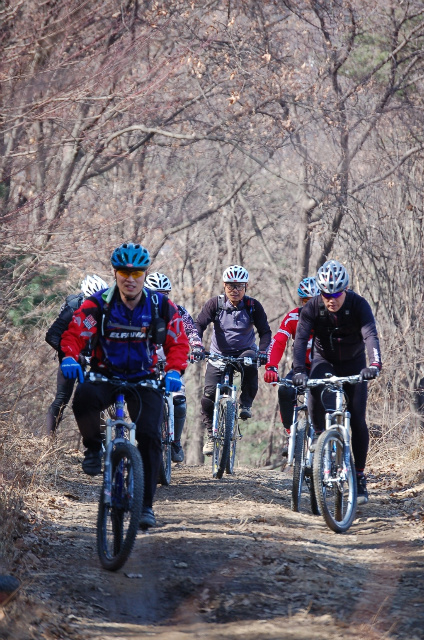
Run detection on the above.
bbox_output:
[225,417,238,475]
[97,442,144,571]
[313,429,357,533]
[158,400,172,486]
[212,400,234,479]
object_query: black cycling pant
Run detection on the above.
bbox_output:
[46,368,76,433]
[309,355,369,472]
[201,349,258,433]
[173,394,186,444]
[278,369,296,432]
[73,380,163,509]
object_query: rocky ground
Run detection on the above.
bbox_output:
[1,449,424,640]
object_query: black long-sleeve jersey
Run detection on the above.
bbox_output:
[292,291,382,373]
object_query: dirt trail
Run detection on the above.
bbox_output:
[2,452,424,640]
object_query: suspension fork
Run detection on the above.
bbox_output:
[212,372,237,437]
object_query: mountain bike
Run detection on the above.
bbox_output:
[205,352,260,479]
[89,372,160,571]
[156,360,174,487]
[277,378,318,515]
[308,374,363,533]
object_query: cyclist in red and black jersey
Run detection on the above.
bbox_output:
[60,243,190,529]
[264,277,319,453]
[292,260,382,504]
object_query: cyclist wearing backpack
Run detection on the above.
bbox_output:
[60,243,190,528]
[292,260,382,504]
[264,277,319,455]
[195,265,271,456]
[45,274,109,435]
[145,271,205,463]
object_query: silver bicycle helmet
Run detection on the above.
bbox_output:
[297,277,319,298]
[316,260,349,294]
[222,265,249,283]
[145,272,172,291]
[80,274,109,298]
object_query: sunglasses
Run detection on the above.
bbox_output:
[116,269,145,279]
[225,283,246,291]
[321,290,344,299]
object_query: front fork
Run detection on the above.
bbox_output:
[323,410,352,481]
[212,381,237,437]
[103,414,137,506]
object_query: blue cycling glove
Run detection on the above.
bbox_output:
[61,357,84,383]
[165,370,182,392]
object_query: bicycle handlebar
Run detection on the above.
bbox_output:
[86,371,162,389]
[306,374,363,387]
[274,373,364,389]
[203,351,261,367]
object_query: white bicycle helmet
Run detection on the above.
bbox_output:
[145,272,172,291]
[80,274,109,298]
[316,260,349,294]
[297,276,319,298]
[222,265,249,283]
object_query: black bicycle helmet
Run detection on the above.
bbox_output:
[111,243,151,270]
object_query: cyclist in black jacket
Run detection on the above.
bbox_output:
[45,274,108,435]
[292,260,382,504]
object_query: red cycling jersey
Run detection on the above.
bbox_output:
[267,307,313,369]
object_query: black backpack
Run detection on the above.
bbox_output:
[45,293,84,351]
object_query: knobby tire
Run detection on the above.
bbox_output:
[97,442,144,571]
[213,400,234,479]
[158,400,171,486]
[313,429,357,533]
[225,417,238,475]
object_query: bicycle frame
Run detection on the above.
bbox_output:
[307,375,362,500]
[307,375,361,480]
[88,372,161,506]
[209,354,256,438]
[277,378,313,467]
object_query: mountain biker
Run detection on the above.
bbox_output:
[45,274,109,435]
[145,271,205,463]
[194,265,271,456]
[263,277,319,455]
[59,243,190,528]
[292,259,382,504]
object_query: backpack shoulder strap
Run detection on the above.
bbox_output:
[214,294,226,321]
[244,295,256,323]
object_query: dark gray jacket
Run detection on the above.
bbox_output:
[195,295,271,356]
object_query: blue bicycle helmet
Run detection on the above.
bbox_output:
[111,243,151,270]
[297,277,319,298]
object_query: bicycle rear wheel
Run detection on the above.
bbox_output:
[158,400,171,486]
[291,417,310,512]
[212,400,234,479]
[313,429,357,533]
[97,442,144,571]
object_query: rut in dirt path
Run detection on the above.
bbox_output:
[3,459,424,640]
